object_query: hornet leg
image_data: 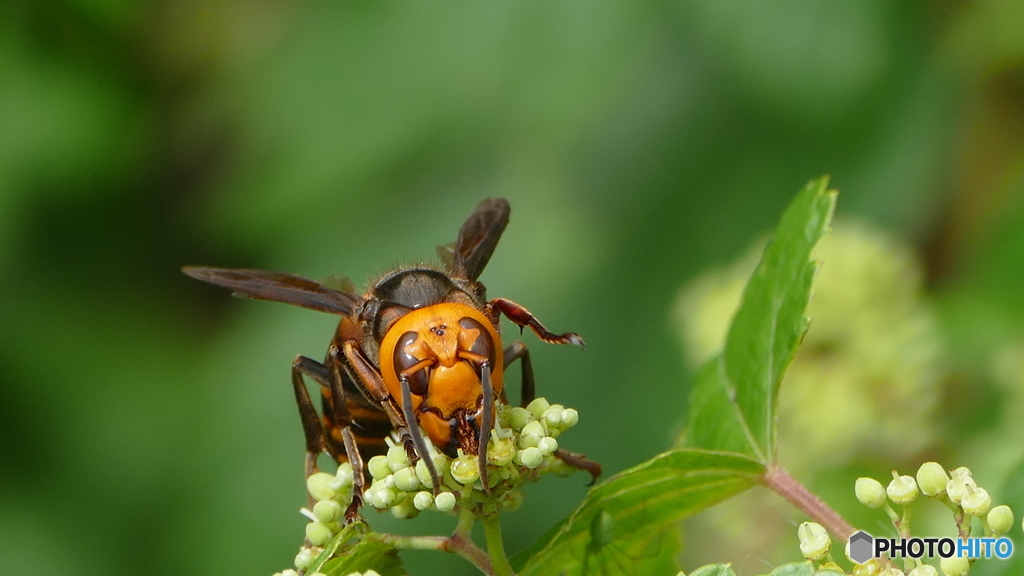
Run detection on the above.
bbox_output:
[487,297,586,348]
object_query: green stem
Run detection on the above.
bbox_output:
[899,505,912,539]
[456,506,477,539]
[890,505,914,573]
[447,506,494,574]
[882,503,902,529]
[373,508,493,576]
[481,513,515,576]
[938,495,971,539]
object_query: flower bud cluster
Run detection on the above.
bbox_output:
[273,397,582,576]
[803,463,1019,575]
[855,470,923,510]
[857,464,1013,526]
[278,461,360,573]
[355,397,579,523]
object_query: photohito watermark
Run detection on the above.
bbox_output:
[848,531,1014,564]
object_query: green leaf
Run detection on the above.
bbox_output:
[689,564,739,576]
[518,449,765,575]
[308,521,407,576]
[685,177,836,462]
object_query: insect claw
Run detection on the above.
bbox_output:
[566,333,586,350]
[344,497,363,524]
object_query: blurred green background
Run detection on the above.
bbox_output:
[2,1,1023,574]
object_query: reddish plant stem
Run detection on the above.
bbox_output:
[764,465,855,541]
[446,533,494,575]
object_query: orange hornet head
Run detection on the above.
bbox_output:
[379,302,504,458]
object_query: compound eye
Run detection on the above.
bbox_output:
[458,317,496,372]
[393,331,429,396]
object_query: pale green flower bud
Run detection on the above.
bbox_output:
[951,467,972,479]
[368,455,392,480]
[798,521,831,561]
[916,462,949,497]
[306,472,337,502]
[331,462,354,491]
[888,471,919,505]
[908,565,938,576]
[393,467,421,492]
[387,443,411,472]
[371,486,396,509]
[435,491,457,512]
[305,521,332,546]
[880,569,906,576]
[414,458,433,487]
[294,547,315,570]
[519,420,546,449]
[518,433,541,449]
[360,483,377,504]
[312,500,343,524]
[538,436,559,455]
[543,404,565,429]
[518,447,544,469]
[414,455,449,487]
[961,486,991,516]
[413,491,434,511]
[544,412,561,430]
[450,453,480,485]
[988,505,1014,534]
[856,477,888,508]
[526,397,551,419]
[946,475,977,504]
[940,556,970,576]
[280,570,299,576]
[509,407,533,430]
[561,408,579,428]
[521,420,547,438]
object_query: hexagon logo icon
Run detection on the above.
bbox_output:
[848,531,874,564]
